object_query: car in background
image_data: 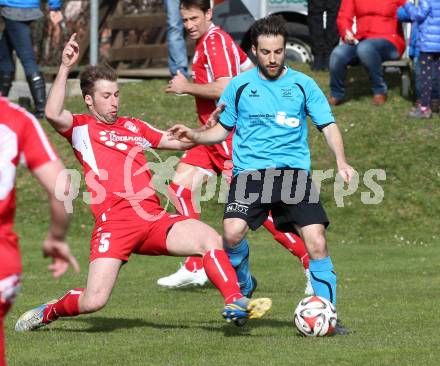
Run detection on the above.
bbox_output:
[213,0,312,63]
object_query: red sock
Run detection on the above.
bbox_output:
[169,182,204,271]
[263,214,310,269]
[0,303,11,366]
[184,256,204,272]
[43,288,84,322]
[203,249,242,304]
[0,316,4,366]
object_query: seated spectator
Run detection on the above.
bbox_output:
[404,0,440,119]
[328,0,406,106]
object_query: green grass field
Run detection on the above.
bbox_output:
[5,64,440,365]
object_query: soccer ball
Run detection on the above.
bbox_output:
[294,295,337,337]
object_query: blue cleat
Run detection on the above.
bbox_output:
[223,297,272,326]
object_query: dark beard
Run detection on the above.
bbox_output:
[258,61,285,80]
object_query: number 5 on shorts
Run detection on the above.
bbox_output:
[98,233,111,253]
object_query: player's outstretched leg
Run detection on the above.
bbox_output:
[15,258,122,332]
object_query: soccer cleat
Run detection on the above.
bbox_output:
[15,300,57,332]
[156,264,208,288]
[235,276,258,326]
[304,269,314,296]
[223,297,272,325]
[333,319,353,336]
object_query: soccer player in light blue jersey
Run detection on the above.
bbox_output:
[168,15,355,334]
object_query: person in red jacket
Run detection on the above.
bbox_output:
[328,0,406,106]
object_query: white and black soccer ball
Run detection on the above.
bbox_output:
[294,295,337,337]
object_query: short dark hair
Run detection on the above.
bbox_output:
[179,0,211,12]
[250,15,288,48]
[79,63,118,98]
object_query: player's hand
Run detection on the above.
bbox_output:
[165,70,189,95]
[62,33,80,68]
[43,238,80,278]
[49,10,63,26]
[168,124,197,143]
[204,103,225,129]
[337,161,356,183]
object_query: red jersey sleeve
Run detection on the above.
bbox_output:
[204,32,237,79]
[135,119,164,148]
[238,45,250,67]
[337,0,355,39]
[20,115,58,170]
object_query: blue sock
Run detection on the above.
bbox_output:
[224,238,252,295]
[309,256,337,306]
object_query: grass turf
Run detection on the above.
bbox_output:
[4,63,440,365]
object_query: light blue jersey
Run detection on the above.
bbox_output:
[219,66,335,175]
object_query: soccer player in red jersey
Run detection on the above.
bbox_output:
[14,34,271,333]
[0,97,79,366]
[161,0,312,295]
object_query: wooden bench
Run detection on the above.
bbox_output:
[382,58,411,98]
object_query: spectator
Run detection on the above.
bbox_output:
[164,0,188,77]
[398,3,439,115]
[404,0,440,119]
[308,0,341,71]
[0,0,63,118]
[328,0,406,106]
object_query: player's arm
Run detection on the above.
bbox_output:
[166,71,230,100]
[168,122,230,145]
[45,33,79,133]
[321,123,355,183]
[156,132,196,150]
[32,159,80,278]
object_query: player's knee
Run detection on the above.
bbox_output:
[223,230,245,247]
[199,232,222,253]
[81,291,109,313]
[306,235,328,258]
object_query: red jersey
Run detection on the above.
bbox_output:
[192,24,251,124]
[60,114,164,219]
[0,97,58,277]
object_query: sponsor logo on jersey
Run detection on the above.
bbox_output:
[98,130,152,151]
[124,120,138,133]
[275,111,300,128]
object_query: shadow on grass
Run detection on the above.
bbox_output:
[46,316,294,334]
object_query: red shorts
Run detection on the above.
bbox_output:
[180,141,233,180]
[90,205,188,262]
[0,274,21,311]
